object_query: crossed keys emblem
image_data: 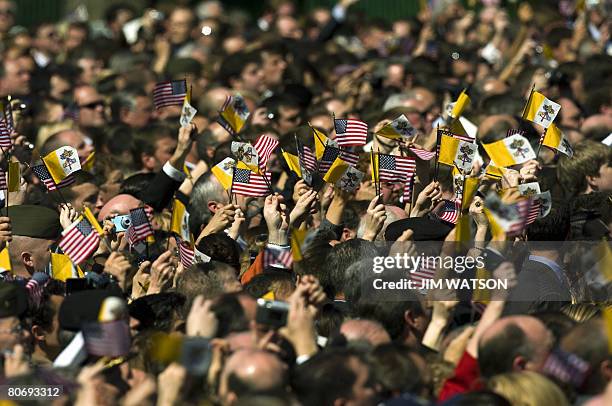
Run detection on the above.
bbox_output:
[395,120,414,137]
[235,145,255,163]
[457,144,474,166]
[509,139,529,159]
[341,171,359,189]
[538,104,555,122]
[233,98,248,116]
[523,187,538,196]
[60,149,77,171]
[223,160,236,171]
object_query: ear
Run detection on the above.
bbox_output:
[20,251,34,269]
[140,153,155,171]
[208,200,220,213]
[404,309,417,328]
[586,174,600,191]
[512,355,528,372]
[119,106,131,121]
[600,359,612,381]
[31,324,46,342]
[341,227,353,242]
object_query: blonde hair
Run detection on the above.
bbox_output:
[487,371,569,406]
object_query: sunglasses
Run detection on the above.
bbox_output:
[79,100,105,110]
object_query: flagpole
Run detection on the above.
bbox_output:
[433,125,441,182]
[376,147,382,197]
[521,84,536,119]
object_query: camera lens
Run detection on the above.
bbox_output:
[120,217,131,228]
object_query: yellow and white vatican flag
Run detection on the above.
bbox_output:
[542,123,573,158]
[322,156,349,183]
[438,134,478,172]
[312,125,335,159]
[282,151,302,177]
[375,114,417,140]
[42,146,81,183]
[171,198,191,242]
[218,94,249,134]
[522,90,560,128]
[482,134,536,167]
[179,85,197,128]
[335,166,364,192]
[231,141,259,172]
[211,157,236,190]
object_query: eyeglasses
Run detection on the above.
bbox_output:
[79,101,105,110]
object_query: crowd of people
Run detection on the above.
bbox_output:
[0,0,611,404]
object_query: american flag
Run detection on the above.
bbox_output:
[0,169,6,190]
[253,135,279,171]
[296,141,317,172]
[175,237,195,268]
[2,98,14,133]
[378,154,416,183]
[318,147,359,173]
[434,199,461,224]
[402,173,415,203]
[526,198,541,225]
[25,279,44,308]
[0,119,11,149]
[31,164,75,191]
[410,257,437,286]
[507,129,525,138]
[59,217,101,264]
[507,199,531,235]
[408,147,435,160]
[263,246,293,269]
[128,207,154,244]
[82,320,131,357]
[153,80,187,109]
[542,349,589,388]
[232,168,271,197]
[334,118,368,147]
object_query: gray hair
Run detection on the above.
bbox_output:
[189,172,227,235]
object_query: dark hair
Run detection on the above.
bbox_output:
[439,391,512,406]
[196,233,241,270]
[354,293,425,341]
[292,348,371,406]
[119,173,157,200]
[211,292,250,337]
[526,205,570,243]
[218,51,262,87]
[325,239,380,299]
[243,271,295,299]
[478,323,534,378]
[174,263,231,316]
[128,292,186,333]
[371,343,423,397]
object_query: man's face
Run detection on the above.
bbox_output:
[153,137,177,170]
[590,163,612,194]
[35,295,63,356]
[277,105,301,134]
[70,182,100,213]
[123,96,155,129]
[0,316,26,352]
[2,59,30,95]
[75,87,106,128]
[560,98,583,130]
[238,63,264,94]
[64,27,87,52]
[36,24,62,55]
[59,130,94,162]
[0,1,15,33]
[261,52,287,89]
[29,239,54,273]
[168,9,194,44]
[347,357,376,406]
[77,58,102,85]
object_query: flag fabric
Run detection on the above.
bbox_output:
[263,245,293,269]
[522,91,560,128]
[253,134,279,171]
[218,94,250,134]
[450,116,478,140]
[282,151,302,177]
[128,207,154,244]
[231,141,259,172]
[408,147,435,160]
[542,123,574,158]
[81,151,95,172]
[334,118,368,147]
[82,320,131,357]
[171,199,191,242]
[51,252,81,281]
[461,177,480,210]
[0,169,6,190]
[42,146,81,183]
[59,216,101,264]
[410,257,437,286]
[401,173,415,203]
[179,85,197,128]
[318,146,359,173]
[232,168,271,197]
[7,161,20,192]
[377,153,416,183]
[31,164,75,191]
[450,89,471,119]
[153,80,187,110]
[438,135,478,172]
[300,145,317,172]
[1,97,14,133]
[211,157,236,190]
[175,237,195,268]
[375,115,416,140]
[484,192,531,236]
[0,119,11,149]
[322,157,349,183]
[335,166,364,192]
[482,134,536,167]
[0,247,11,273]
[484,164,505,180]
[526,191,552,224]
[434,199,461,225]
[312,126,333,159]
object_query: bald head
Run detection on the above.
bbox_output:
[479,315,553,378]
[340,319,391,347]
[219,349,287,405]
[97,194,141,221]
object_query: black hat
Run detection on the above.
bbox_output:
[0,282,28,318]
[8,205,61,240]
[58,289,122,331]
[384,217,453,242]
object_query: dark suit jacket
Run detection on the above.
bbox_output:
[504,258,571,315]
[140,170,182,212]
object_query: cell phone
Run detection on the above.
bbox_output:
[112,215,132,232]
[65,278,90,295]
[256,299,289,328]
[180,337,212,376]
